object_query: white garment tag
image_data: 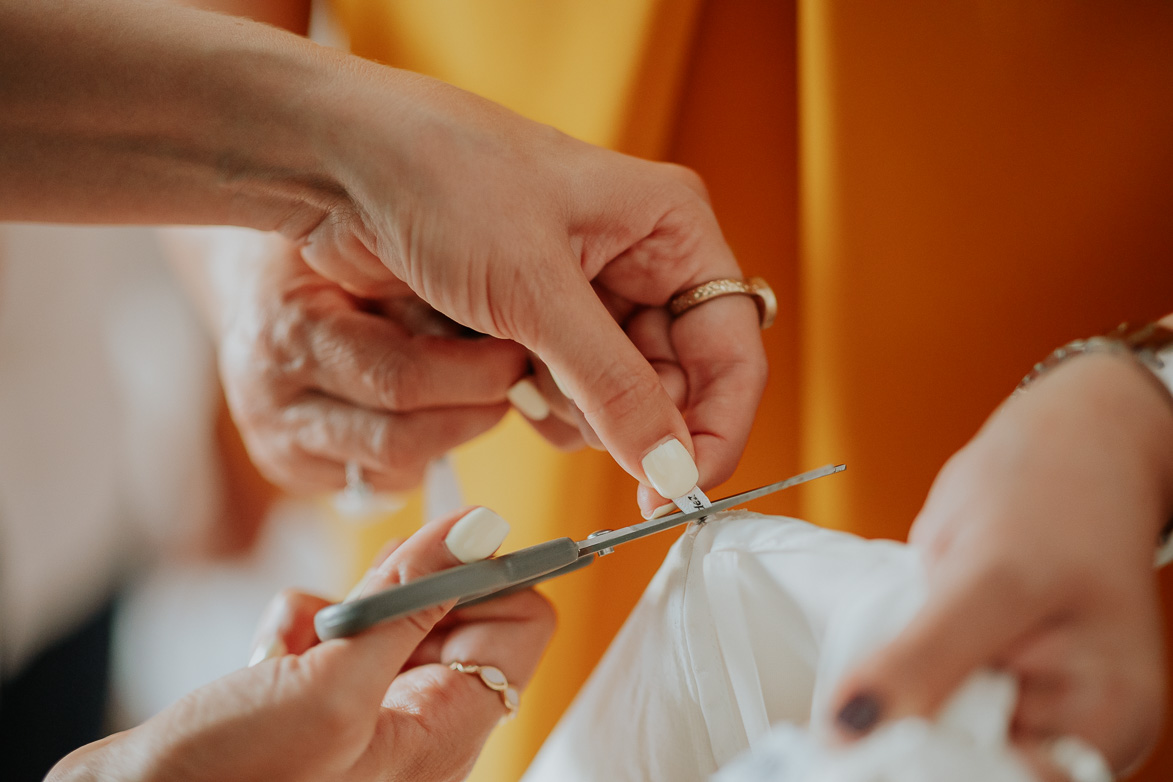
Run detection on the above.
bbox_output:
[674,488,713,515]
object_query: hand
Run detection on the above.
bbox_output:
[2,1,766,508]
[301,74,768,512]
[179,229,530,493]
[830,352,1173,774]
[48,507,555,782]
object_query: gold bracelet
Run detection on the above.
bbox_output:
[1015,322,1173,568]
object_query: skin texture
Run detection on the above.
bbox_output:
[0,0,767,512]
[831,343,1173,775]
[46,508,556,782]
[169,228,537,493]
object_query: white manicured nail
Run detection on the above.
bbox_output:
[507,378,550,421]
[445,507,510,564]
[549,368,572,398]
[641,438,699,500]
[641,502,677,520]
[248,636,287,667]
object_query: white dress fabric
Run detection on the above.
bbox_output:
[523,511,1052,782]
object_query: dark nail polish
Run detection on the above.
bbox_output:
[836,693,882,735]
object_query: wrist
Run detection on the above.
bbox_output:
[1020,350,1173,543]
[187,21,358,239]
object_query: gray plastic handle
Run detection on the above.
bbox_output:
[314,537,582,640]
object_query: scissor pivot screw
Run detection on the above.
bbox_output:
[587,529,616,556]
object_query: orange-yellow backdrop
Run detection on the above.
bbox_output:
[319,1,1173,780]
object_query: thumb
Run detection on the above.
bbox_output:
[305,507,511,707]
[531,271,699,503]
[829,558,1045,740]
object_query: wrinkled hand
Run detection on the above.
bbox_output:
[302,74,768,512]
[49,507,555,782]
[831,353,1173,775]
[192,230,532,494]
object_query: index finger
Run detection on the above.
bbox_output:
[310,309,528,411]
[828,556,1049,739]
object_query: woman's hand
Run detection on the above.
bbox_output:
[171,229,536,494]
[49,507,555,782]
[302,75,768,513]
[3,0,767,510]
[830,352,1173,774]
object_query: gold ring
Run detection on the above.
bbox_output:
[448,661,520,720]
[668,276,777,329]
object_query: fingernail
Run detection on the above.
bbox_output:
[444,507,510,564]
[507,378,550,421]
[248,636,287,667]
[641,502,677,520]
[549,368,571,398]
[641,438,699,500]
[836,693,882,736]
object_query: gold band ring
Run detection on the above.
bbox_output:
[448,661,520,720]
[668,277,777,329]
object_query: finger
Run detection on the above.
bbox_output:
[504,376,552,422]
[300,213,412,299]
[288,395,510,484]
[528,354,608,446]
[529,267,698,502]
[249,589,333,664]
[1006,625,1087,739]
[385,588,555,754]
[368,537,407,569]
[505,366,586,448]
[403,588,556,688]
[530,358,577,422]
[625,307,693,515]
[343,538,408,602]
[310,310,528,411]
[637,484,678,520]
[520,412,588,451]
[248,432,424,495]
[829,555,1049,740]
[308,507,512,705]
[1011,628,1165,773]
[625,307,688,409]
[670,292,767,490]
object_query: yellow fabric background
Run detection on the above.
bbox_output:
[330,1,1173,779]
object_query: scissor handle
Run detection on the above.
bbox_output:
[457,554,596,609]
[314,537,582,640]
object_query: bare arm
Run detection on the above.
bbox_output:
[1,0,768,513]
[0,0,338,233]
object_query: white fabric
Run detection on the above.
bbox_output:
[523,512,1068,782]
[0,225,219,674]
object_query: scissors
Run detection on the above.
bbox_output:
[314,463,846,641]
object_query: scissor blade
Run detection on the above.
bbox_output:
[577,463,845,555]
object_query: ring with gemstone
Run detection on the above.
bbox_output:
[448,660,520,719]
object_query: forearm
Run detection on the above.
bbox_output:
[0,0,353,235]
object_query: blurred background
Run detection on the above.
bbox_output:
[2,1,1172,780]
